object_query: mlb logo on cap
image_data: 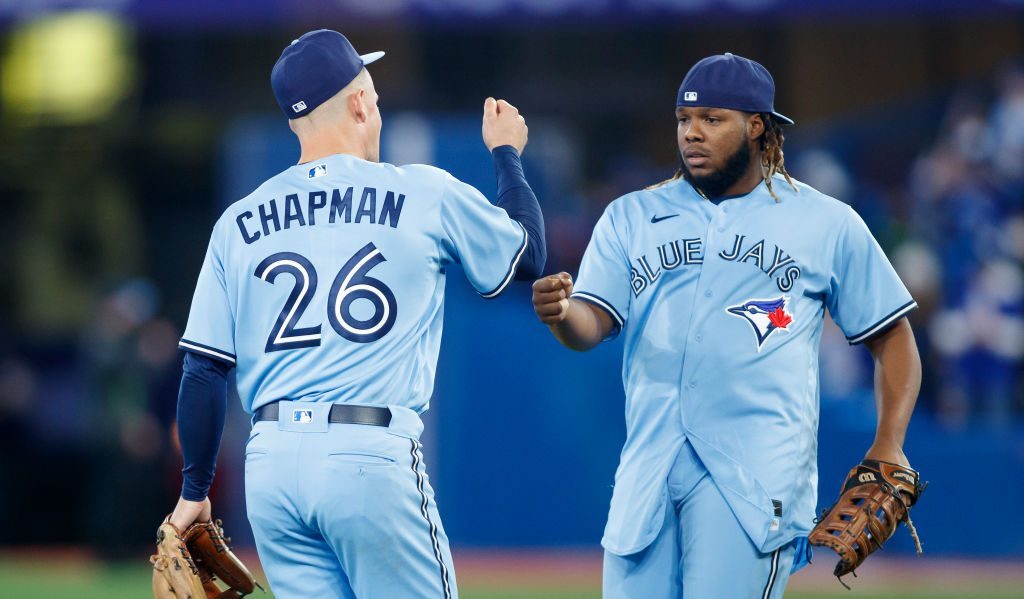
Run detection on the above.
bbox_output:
[292,409,313,423]
[292,101,307,113]
[684,91,698,102]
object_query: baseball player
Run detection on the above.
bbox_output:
[532,53,921,598]
[165,29,545,598]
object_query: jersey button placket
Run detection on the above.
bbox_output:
[718,204,729,232]
[680,206,714,414]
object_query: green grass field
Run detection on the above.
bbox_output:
[2,554,1021,598]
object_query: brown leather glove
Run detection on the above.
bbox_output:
[151,521,207,599]
[183,519,263,598]
[809,459,925,586]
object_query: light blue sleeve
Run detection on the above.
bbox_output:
[826,207,916,345]
[572,206,629,335]
[440,172,528,298]
[179,222,236,364]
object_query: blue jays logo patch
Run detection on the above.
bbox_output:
[726,296,794,351]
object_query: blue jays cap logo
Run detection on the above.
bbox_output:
[726,296,794,351]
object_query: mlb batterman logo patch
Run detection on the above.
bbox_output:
[308,164,327,179]
[292,100,307,113]
[684,91,698,102]
[726,296,794,351]
[292,409,313,424]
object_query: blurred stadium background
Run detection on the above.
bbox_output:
[1,1,1023,597]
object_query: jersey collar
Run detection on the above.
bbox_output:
[695,178,771,205]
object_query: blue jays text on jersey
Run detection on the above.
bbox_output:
[629,234,803,297]
[178,153,529,415]
[572,175,916,558]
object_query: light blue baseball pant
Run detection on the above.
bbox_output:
[244,402,457,599]
[603,440,799,599]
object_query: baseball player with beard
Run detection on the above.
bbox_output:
[165,29,545,599]
[532,53,922,598]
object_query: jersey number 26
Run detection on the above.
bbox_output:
[254,242,398,352]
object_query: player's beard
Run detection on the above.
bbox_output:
[682,137,751,199]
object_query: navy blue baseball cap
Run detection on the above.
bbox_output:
[271,29,384,119]
[676,53,793,125]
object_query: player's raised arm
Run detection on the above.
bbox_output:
[438,97,546,298]
[532,273,614,351]
[481,97,546,281]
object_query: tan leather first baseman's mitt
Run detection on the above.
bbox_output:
[809,459,925,585]
[151,521,207,599]
[151,518,262,598]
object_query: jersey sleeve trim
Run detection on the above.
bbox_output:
[480,221,529,299]
[179,339,236,365]
[846,300,917,345]
[572,291,625,330]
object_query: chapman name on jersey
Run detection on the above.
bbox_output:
[235,185,407,244]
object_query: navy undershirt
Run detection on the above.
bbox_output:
[491,145,546,280]
[178,351,230,501]
[177,146,546,500]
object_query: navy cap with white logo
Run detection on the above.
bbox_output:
[676,53,793,125]
[270,29,384,120]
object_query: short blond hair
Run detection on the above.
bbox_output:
[289,68,372,133]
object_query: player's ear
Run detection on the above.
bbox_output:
[348,88,368,123]
[746,113,765,141]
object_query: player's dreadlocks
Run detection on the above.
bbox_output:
[648,113,798,201]
[759,113,798,201]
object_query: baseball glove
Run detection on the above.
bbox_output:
[151,518,262,599]
[183,519,263,598]
[151,521,207,599]
[809,459,925,586]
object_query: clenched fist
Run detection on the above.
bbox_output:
[482,97,528,154]
[532,272,574,325]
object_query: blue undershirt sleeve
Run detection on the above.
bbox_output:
[492,145,547,280]
[177,350,232,501]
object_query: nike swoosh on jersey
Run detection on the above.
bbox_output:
[650,214,679,223]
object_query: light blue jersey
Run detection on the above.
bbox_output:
[180,152,528,414]
[573,175,915,557]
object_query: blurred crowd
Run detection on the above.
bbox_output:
[898,63,1024,425]
[0,279,183,552]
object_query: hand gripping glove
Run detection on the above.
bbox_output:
[809,459,925,587]
[151,521,207,599]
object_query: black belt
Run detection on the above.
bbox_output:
[254,402,392,427]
